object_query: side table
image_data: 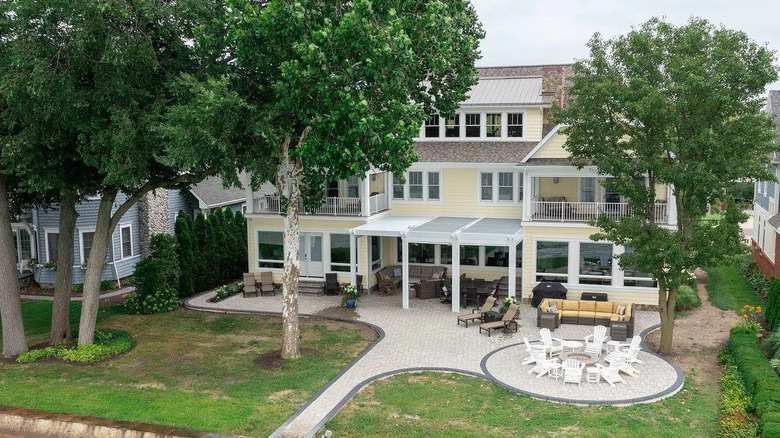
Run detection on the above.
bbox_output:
[605,340,621,354]
[540,312,558,331]
[484,310,503,323]
[586,367,600,384]
[548,362,563,381]
[610,321,628,341]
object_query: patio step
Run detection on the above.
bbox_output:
[299,280,324,296]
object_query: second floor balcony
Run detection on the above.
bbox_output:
[250,172,390,217]
[529,198,669,223]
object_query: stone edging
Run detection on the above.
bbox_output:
[479,324,684,406]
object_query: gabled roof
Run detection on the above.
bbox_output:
[190,173,275,209]
[520,124,564,163]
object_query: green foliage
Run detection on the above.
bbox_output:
[73,280,115,294]
[125,235,180,314]
[728,332,780,434]
[675,285,701,311]
[766,331,780,360]
[174,212,195,298]
[769,278,780,332]
[706,265,766,313]
[214,283,243,301]
[725,182,756,208]
[17,329,132,364]
[340,285,361,307]
[719,353,759,438]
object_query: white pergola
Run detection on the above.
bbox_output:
[351,215,524,311]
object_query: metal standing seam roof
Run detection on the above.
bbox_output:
[351,215,524,244]
[462,76,545,106]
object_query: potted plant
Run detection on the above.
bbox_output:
[342,285,360,309]
[501,297,517,314]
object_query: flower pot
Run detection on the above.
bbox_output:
[346,299,356,309]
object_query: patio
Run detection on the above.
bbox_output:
[186,290,682,438]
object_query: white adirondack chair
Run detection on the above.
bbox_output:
[584,325,608,355]
[522,337,549,366]
[562,359,585,386]
[614,335,644,364]
[604,352,641,377]
[528,348,559,378]
[596,358,628,386]
[539,328,564,358]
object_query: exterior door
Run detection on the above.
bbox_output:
[299,233,324,278]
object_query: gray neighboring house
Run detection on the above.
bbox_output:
[13,189,194,287]
[189,174,248,215]
[752,89,780,278]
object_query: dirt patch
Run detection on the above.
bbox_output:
[314,306,359,320]
[645,268,738,385]
[253,348,321,371]
[266,389,295,402]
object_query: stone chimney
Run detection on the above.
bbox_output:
[138,190,170,257]
[541,65,566,125]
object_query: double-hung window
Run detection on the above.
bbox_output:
[80,230,95,264]
[393,174,405,199]
[518,172,524,201]
[507,113,523,137]
[347,176,360,198]
[408,171,423,199]
[465,113,481,137]
[580,177,596,202]
[498,172,513,201]
[444,115,460,137]
[120,225,133,259]
[428,172,440,200]
[46,232,59,263]
[480,172,493,201]
[424,115,440,138]
[486,113,502,138]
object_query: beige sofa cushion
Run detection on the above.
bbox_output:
[579,301,596,312]
[561,310,579,318]
[595,301,613,313]
[595,312,613,319]
[562,300,579,311]
[578,310,596,318]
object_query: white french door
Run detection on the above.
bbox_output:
[299,232,324,278]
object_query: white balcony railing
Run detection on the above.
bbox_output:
[529,200,669,223]
[253,194,388,217]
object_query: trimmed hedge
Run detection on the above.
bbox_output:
[728,331,780,436]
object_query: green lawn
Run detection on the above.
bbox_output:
[325,372,718,438]
[705,264,764,312]
[0,302,372,437]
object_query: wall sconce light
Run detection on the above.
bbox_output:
[553,177,560,184]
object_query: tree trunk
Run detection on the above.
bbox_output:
[50,190,77,344]
[77,192,116,345]
[278,137,302,360]
[657,281,677,354]
[0,174,28,357]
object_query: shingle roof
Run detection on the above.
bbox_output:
[518,158,592,167]
[769,213,780,231]
[462,76,545,106]
[190,174,248,208]
[414,141,537,163]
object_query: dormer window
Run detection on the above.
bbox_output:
[507,113,523,137]
[444,115,460,137]
[424,115,440,138]
[486,113,501,137]
[465,113,480,137]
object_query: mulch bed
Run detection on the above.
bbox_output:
[254,348,321,371]
[313,306,359,320]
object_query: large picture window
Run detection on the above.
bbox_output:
[440,245,452,265]
[485,246,509,268]
[579,243,612,285]
[536,241,569,282]
[257,231,284,268]
[460,245,480,266]
[623,247,657,287]
[330,234,352,272]
[410,243,435,264]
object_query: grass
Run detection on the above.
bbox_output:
[324,372,719,438]
[705,264,764,312]
[0,302,372,436]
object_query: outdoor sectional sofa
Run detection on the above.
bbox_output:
[375,265,447,298]
[536,298,635,338]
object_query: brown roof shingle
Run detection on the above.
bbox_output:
[414,141,537,163]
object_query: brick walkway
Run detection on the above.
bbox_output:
[186,292,682,438]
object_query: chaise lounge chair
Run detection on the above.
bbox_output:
[259,271,276,296]
[479,303,519,337]
[457,296,497,327]
[243,273,259,298]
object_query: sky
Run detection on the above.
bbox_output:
[469,0,780,90]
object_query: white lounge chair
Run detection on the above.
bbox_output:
[596,358,628,386]
[584,325,608,355]
[562,359,585,386]
[603,352,641,377]
[539,328,564,358]
[614,335,644,364]
[522,337,549,365]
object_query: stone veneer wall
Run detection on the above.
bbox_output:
[138,190,170,258]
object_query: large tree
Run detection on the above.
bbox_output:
[163,0,483,359]
[555,18,779,353]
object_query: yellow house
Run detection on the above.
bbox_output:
[244,65,677,310]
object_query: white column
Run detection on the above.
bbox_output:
[508,241,517,299]
[451,240,461,311]
[519,239,526,301]
[349,232,357,287]
[667,184,678,226]
[612,245,625,287]
[362,174,371,217]
[244,172,254,214]
[402,234,410,309]
[522,172,532,220]
[568,241,579,285]
[322,233,331,276]
[366,235,372,288]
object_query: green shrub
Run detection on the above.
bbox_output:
[766,331,780,360]
[675,285,701,311]
[728,331,780,435]
[733,320,762,335]
[214,282,243,301]
[16,330,132,364]
[719,356,759,438]
[769,278,780,332]
[763,422,780,438]
[73,280,116,293]
[125,235,180,314]
[738,253,755,277]
[748,270,771,297]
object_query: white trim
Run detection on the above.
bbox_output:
[119,223,134,260]
[78,228,96,265]
[415,109,528,142]
[521,123,565,163]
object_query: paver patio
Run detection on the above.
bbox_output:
[186,291,682,438]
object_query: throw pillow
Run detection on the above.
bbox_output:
[431,272,440,280]
[379,273,389,281]
[548,304,558,313]
[616,315,625,322]
[393,268,402,277]
[617,305,626,316]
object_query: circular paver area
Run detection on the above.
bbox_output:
[481,338,683,405]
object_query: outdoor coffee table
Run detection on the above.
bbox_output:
[562,340,582,352]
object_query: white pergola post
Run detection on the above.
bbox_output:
[508,240,517,299]
[244,172,254,214]
[519,239,526,301]
[522,171,532,220]
[402,233,410,309]
[349,231,357,287]
[362,173,371,217]
[451,240,461,311]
